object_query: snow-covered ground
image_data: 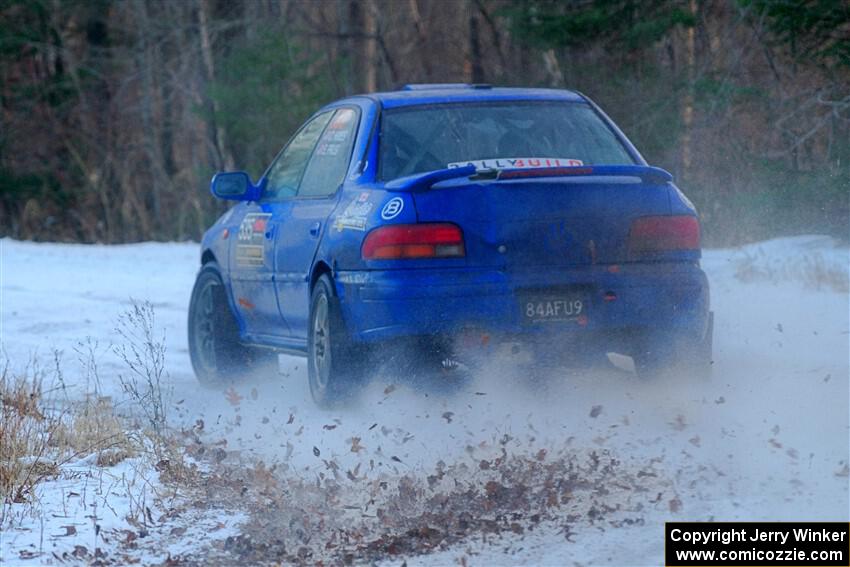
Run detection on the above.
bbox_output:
[1,235,848,565]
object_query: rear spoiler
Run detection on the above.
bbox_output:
[385,164,673,192]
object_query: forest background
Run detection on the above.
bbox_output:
[1,0,847,245]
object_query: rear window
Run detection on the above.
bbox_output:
[379,101,636,180]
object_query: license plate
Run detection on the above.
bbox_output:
[521,295,587,324]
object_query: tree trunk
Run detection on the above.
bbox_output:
[467,1,484,83]
[680,0,697,181]
[408,0,432,81]
[198,0,235,171]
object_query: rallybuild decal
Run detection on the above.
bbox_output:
[334,192,373,232]
[448,157,583,170]
[235,212,271,266]
[381,197,404,220]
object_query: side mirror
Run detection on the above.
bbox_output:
[210,171,260,201]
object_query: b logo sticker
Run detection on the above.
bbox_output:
[381,197,404,220]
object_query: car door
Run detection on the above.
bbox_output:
[274,107,360,338]
[227,198,283,339]
[230,110,333,340]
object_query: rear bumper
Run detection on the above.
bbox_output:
[335,262,710,345]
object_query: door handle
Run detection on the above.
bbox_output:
[309,222,321,237]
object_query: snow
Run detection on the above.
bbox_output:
[1,235,848,565]
[1,454,245,565]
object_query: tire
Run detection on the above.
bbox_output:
[188,262,276,387]
[308,274,363,407]
[632,313,713,380]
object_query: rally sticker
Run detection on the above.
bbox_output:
[235,212,271,267]
[328,108,356,130]
[334,196,373,232]
[381,197,404,220]
[447,157,583,170]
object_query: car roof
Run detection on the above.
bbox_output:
[342,84,587,109]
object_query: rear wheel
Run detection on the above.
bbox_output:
[308,275,364,407]
[633,313,713,380]
[188,262,276,386]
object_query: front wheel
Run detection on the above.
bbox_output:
[188,262,276,387]
[308,274,363,407]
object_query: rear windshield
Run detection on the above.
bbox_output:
[379,101,636,180]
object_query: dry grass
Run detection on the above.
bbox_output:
[0,361,62,508]
[0,360,138,516]
[734,250,849,293]
[114,301,172,456]
[1,301,181,512]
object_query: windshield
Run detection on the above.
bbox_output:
[378,101,636,180]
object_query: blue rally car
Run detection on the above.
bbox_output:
[188,84,712,406]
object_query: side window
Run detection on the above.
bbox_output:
[297,108,359,197]
[264,111,333,200]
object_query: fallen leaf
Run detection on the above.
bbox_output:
[313,446,321,457]
[589,405,603,418]
[669,498,682,513]
[323,424,337,430]
[287,413,295,424]
[72,545,88,557]
[442,411,454,423]
[225,387,242,407]
[669,415,687,431]
[384,384,396,395]
[58,525,77,537]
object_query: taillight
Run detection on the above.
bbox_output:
[362,223,465,260]
[628,215,700,259]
